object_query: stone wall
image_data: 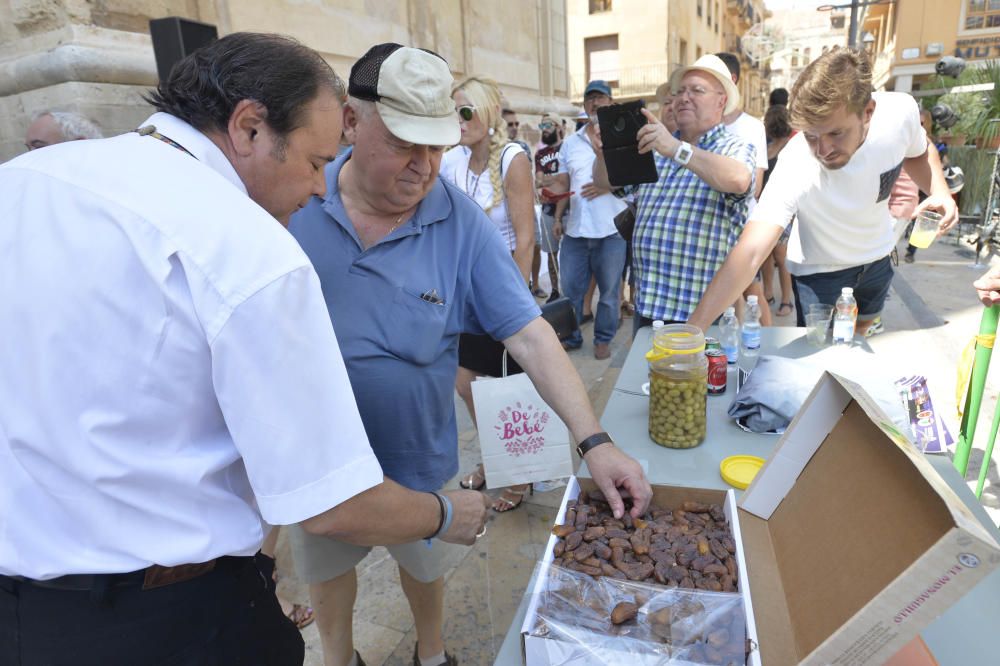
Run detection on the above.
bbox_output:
[0,0,573,161]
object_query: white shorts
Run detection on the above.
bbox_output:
[287,524,467,584]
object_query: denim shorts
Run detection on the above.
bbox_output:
[791,255,893,326]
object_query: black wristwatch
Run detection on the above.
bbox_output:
[576,432,614,459]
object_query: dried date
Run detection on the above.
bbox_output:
[610,601,638,625]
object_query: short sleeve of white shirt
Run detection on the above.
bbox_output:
[439,145,464,185]
[211,266,382,526]
[501,142,525,177]
[727,113,768,171]
[900,94,929,159]
[556,142,569,175]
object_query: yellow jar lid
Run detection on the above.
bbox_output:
[720,455,765,490]
[645,339,706,362]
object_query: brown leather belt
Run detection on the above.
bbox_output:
[7,556,250,591]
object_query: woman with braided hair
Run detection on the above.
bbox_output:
[439,76,539,512]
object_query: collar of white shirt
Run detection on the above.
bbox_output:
[141,112,248,195]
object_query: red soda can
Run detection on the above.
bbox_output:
[706,349,727,395]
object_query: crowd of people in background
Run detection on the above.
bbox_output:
[3,36,969,666]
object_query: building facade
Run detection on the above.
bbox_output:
[765,6,848,98]
[565,0,767,115]
[0,0,573,161]
[719,0,769,116]
[861,0,999,93]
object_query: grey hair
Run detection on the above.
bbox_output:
[33,111,104,140]
[347,96,376,120]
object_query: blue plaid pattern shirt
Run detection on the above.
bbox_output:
[632,124,755,322]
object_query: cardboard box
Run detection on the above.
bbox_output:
[521,477,757,665]
[738,372,1000,665]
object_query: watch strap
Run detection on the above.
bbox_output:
[576,431,613,458]
[675,141,693,166]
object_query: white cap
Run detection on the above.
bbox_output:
[747,295,758,304]
[652,320,665,329]
[725,306,735,315]
[348,43,460,146]
[842,287,854,295]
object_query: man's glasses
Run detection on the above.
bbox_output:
[674,86,724,99]
[539,122,555,130]
[507,121,520,128]
[457,105,476,121]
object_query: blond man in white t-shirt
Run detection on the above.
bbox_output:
[689,47,957,336]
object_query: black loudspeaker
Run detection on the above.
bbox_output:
[149,17,218,82]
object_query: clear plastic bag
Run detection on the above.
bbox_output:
[529,564,746,665]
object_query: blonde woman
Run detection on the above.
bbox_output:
[439,76,537,512]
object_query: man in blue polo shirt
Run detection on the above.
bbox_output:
[287,44,652,666]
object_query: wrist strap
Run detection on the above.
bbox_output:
[426,492,453,541]
[576,431,613,458]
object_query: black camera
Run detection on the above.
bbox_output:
[931,103,959,130]
[935,56,967,79]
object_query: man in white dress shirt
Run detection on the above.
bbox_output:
[0,32,487,666]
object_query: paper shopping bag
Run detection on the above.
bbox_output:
[471,372,573,489]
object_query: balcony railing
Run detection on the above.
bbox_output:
[572,62,674,100]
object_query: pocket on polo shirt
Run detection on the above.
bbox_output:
[390,286,449,365]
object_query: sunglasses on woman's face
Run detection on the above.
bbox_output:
[457,105,476,122]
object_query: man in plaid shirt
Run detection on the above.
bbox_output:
[594,54,756,331]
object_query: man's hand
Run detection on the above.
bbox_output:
[584,444,652,519]
[553,219,563,240]
[974,265,1000,306]
[637,108,679,159]
[437,489,490,545]
[580,182,610,200]
[914,194,959,234]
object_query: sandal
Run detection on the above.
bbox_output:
[776,302,794,317]
[766,296,776,305]
[492,484,533,512]
[459,464,486,490]
[283,602,315,630]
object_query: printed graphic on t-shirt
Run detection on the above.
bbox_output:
[535,146,560,175]
[535,144,562,215]
[877,161,903,203]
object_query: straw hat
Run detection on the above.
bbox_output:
[668,54,741,115]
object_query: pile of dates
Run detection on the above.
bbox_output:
[550,489,738,592]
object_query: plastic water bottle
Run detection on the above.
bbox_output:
[739,296,762,374]
[719,307,740,365]
[832,287,858,346]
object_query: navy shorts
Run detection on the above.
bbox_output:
[791,255,893,327]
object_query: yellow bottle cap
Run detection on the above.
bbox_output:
[720,455,765,490]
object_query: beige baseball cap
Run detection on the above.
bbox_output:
[669,54,741,115]
[348,43,460,146]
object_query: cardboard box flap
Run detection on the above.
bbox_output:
[740,372,852,519]
[735,372,1000,663]
[737,507,798,665]
[830,373,1000,547]
[740,372,999,549]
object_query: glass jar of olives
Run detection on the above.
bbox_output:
[646,324,708,449]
